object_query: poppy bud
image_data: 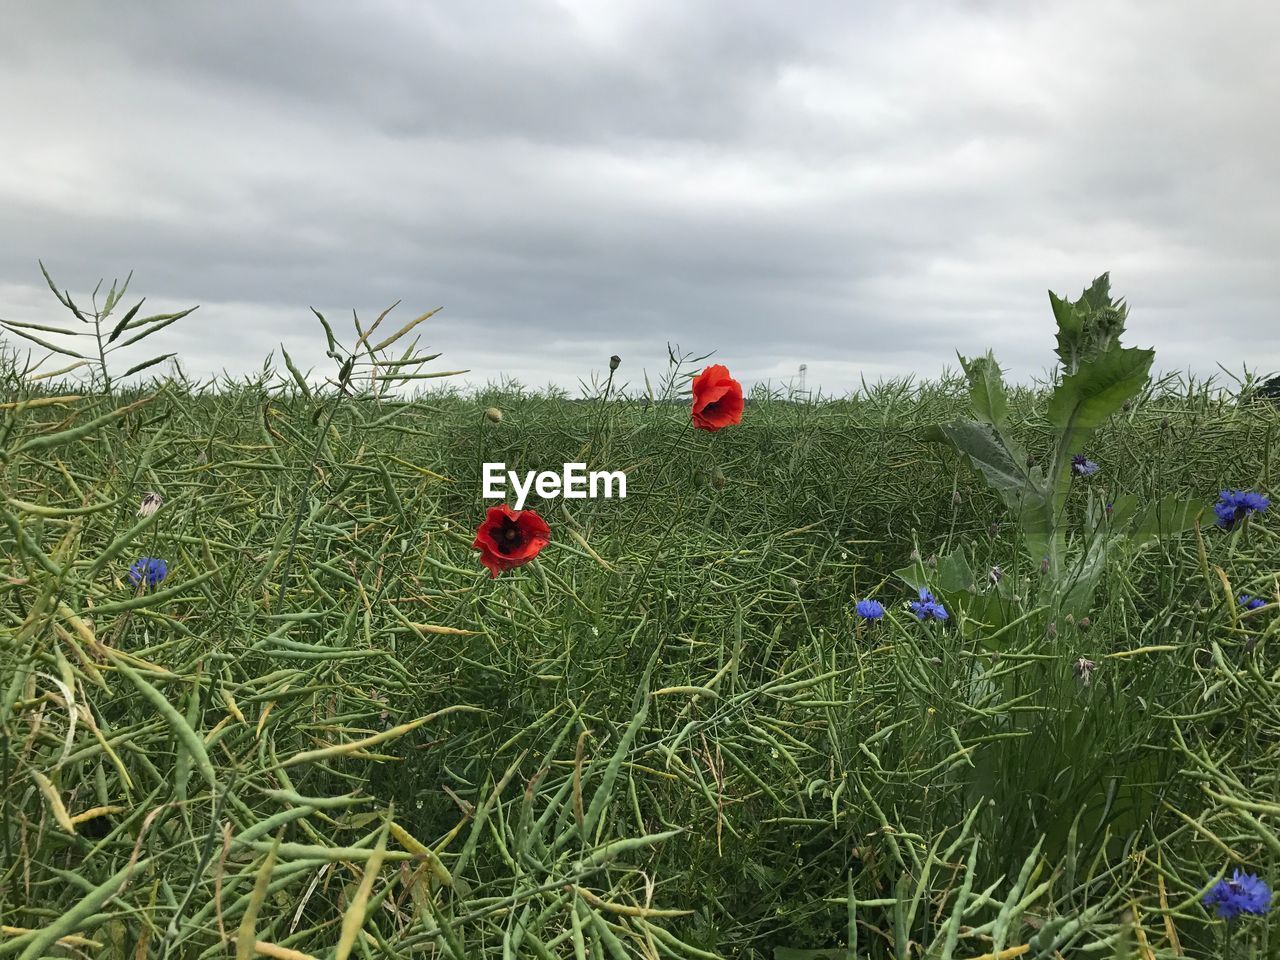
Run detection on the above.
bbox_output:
[1027,454,1037,468]
[1122,399,1132,412]
[1064,613,1075,627]
[989,522,1000,536]
[1046,622,1057,639]
[925,554,938,569]
[1078,616,1091,630]
[609,355,621,371]
[1160,416,1170,430]
[952,491,962,505]
[710,467,727,489]
[484,407,503,424]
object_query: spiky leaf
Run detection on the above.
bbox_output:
[1047,345,1154,503]
[1050,273,1129,374]
[959,351,1008,427]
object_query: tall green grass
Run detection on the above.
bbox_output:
[1,280,1279,959]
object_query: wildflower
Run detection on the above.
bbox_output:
[484,407,503,424]
[1071,454,1100,477]
[1105,502,1113,516]
[471,504,551,578]
[988,565,1003,585]
[1078,616,1092,629]
[127,557,168,588]
[1074,657,1096,686]
[1040,555,1050,574]
[137,491,164,517]
[1239,594,1266,611]
[609,355,621,371]
[1203,869,1272,920]
[1214,490,1270,530]
[855,599,885,621]
[909,588,948,622]
[690,364,744,431]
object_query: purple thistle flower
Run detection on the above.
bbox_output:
[1203,869,1272,920]
[1071,454,1100,477]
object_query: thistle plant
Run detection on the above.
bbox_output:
[903,273,1201,630]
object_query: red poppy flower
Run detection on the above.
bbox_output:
[471,504,551,578]
[691,364,744,431]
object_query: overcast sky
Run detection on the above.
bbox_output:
[1,1,1277,394]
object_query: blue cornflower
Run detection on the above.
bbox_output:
[1214,490,1270,529]
[909,588,949,622]
[1203,869,1272,920]
[856,599,885,621]
[1071,454,1100,477]
[127,557,168,588]
[1239,594,1266,611]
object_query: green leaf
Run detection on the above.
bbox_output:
[935,419,1053,542]
[959,351,1008,427]
[1051,273,1128,374]
[937,547,975,593]
[1047,345,1154,503]
[1059,536,1110,619]
[894,558,928,592]
[1130,495,1205,545]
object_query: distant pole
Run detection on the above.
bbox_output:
[798,364,807,396]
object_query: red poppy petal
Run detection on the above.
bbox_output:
[700,364,730,386]
[693,383,730,414]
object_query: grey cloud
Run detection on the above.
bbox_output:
[1,0,1278,394]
